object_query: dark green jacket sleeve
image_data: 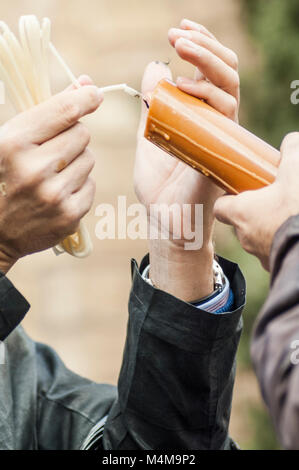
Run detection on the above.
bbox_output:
[251,215,299,450]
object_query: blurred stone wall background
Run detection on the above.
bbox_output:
[0,0,267,448]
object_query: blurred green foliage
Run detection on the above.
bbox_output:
[246,404,280,450]
[240,0,299,148]
[218,0,299,449]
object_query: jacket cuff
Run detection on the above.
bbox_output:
[0,272,30,341]
[130,254,245,349]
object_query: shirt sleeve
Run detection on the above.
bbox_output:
[193,275,234,314]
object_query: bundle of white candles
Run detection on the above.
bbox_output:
[0,15,141,258]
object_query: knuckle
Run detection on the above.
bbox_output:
[62,203,80,228]
[230,51,239,70]
[60,100,81,126]
[231,72,240,91]
[227,96,238,118]
[85,150,95,172]
[196,47,208,64]
[75,123,90,146]
[191,31,203,45]
[37,184,63,207]
[77,151,95,178]
[80,179,95,215]
[88,177,96,197]
[85,87,100,111]
[87,180,96,209]
[14,160,42,189]
[22,171,40,189]
[85,176,95,195]
[0,134,24,156]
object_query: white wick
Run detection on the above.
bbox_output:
[99,83,141,98]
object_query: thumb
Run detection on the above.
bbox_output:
[138,61,172,137]
[213,194,238,226]
[141,61,172,96]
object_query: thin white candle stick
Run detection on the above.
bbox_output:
[49,42,81,88]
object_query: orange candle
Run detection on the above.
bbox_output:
[144,79,280,194]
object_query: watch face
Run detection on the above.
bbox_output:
[214,284,224,294]
[213,260,225,290]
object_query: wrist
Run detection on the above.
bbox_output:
[149,237,214,302]
[0,248,18,274]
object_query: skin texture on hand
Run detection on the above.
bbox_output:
[214,132,299,271]
[0,76,102,273]
[135,19,240,302]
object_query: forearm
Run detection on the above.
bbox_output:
[251,215,299,449]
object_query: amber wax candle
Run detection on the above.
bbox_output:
[145,79,280,194]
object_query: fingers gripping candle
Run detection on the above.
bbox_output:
[144,79,280,195]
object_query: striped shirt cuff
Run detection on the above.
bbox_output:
[194,274,234,314]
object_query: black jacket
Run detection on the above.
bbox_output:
[0,254,245,450]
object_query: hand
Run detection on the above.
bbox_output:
[168,18,240,122]
[0,76,102,273]
[214,132,299,271]
[135,19,240,301]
